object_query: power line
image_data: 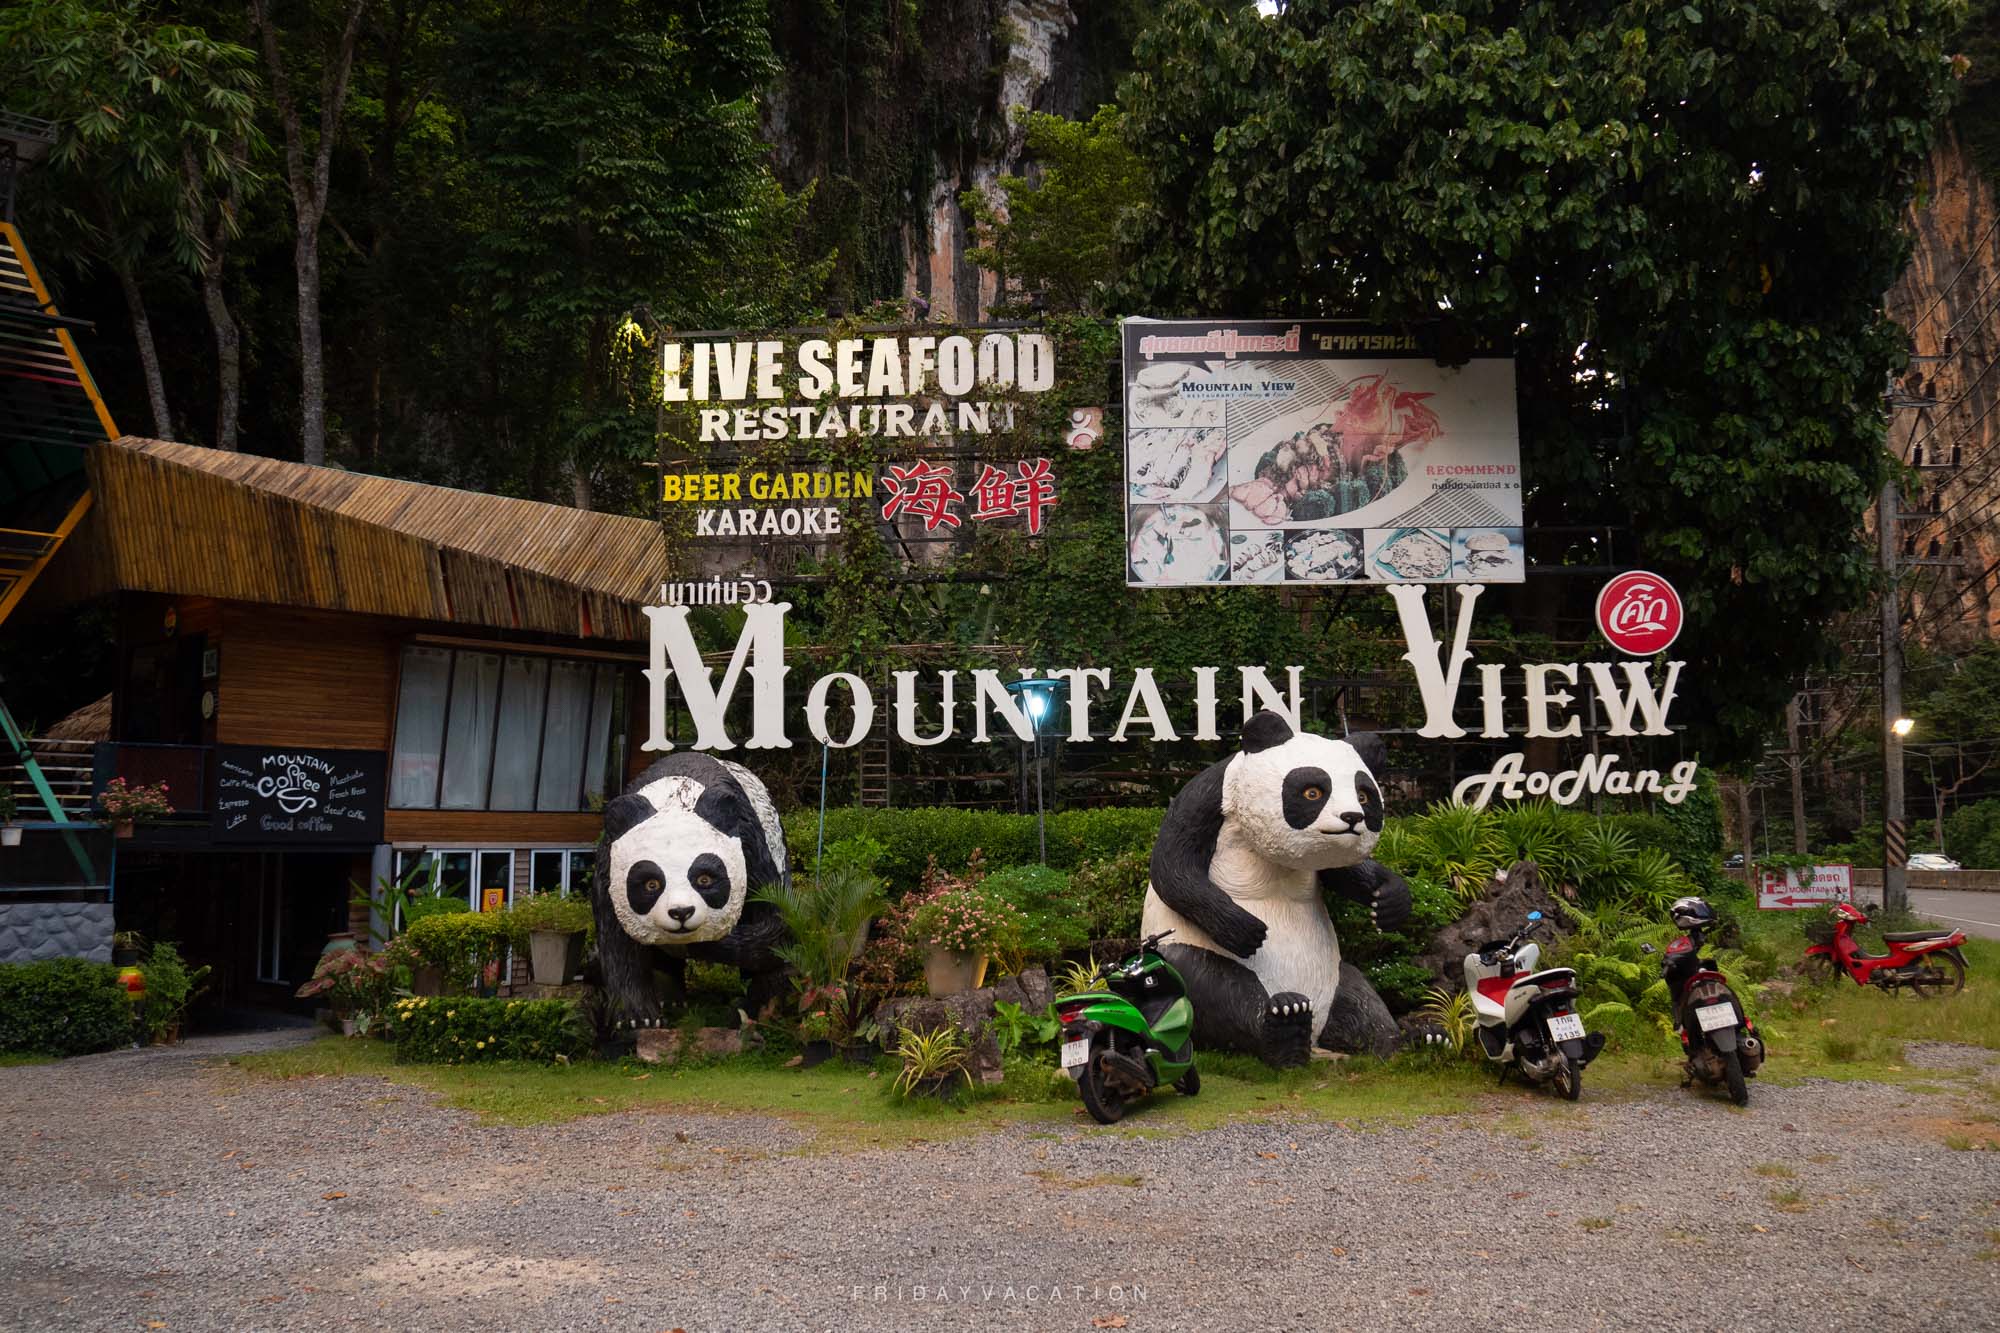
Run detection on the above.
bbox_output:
[1904,210,2000,338]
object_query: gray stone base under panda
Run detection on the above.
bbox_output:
[0,902,114,964]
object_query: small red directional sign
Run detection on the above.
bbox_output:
[1597,571,1684,656]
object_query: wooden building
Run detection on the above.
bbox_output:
[21,437,674,1006]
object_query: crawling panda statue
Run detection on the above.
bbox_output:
[1141,710,1412,1065]
[592,753,792,1030]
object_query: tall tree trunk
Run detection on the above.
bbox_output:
[111,255,172,441]
[183,145,244,451]
[198,258,242,452]
[250,0,369,467]
[294,217,328,463]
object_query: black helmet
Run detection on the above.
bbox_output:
[1670,895,1716,932]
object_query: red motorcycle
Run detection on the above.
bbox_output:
[1803,902,1968,997]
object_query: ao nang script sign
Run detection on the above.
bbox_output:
[659,327,1063,542]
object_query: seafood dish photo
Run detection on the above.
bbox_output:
[1130,426,1229,503]
[1229,531,1284,583]
[1229,373,1444,524]
[1129,505,1229,583]
[1369,527,1453,580]
[1284,529,1363,582]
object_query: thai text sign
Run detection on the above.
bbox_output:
[1758,865,1855,910]
[1121,319,1522,586]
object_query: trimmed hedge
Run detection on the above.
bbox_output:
[784,805,1165,893]
[389,995,591,1064]
[0,958,133,1056]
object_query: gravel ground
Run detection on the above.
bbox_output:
[4,1033,1999,1333]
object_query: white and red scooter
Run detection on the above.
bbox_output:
[1465,911,1606,1100]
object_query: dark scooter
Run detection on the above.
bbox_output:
[1055,930,1197,1124]
[1645,897,1766,1105]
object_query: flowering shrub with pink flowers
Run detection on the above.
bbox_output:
[96,777,175,823]
[906,874,1026,957]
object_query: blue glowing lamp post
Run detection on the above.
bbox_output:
[1006,678,1063,864]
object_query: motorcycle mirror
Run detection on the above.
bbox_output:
[1527,911,1543,922]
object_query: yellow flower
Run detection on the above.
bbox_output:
[475,1041,486,1049]
[445,1010,455,1018]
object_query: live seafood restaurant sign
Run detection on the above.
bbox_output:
[212,746,386,845]
[1122,318,1522,587]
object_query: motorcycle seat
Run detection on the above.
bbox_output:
[1882,930,1954,944]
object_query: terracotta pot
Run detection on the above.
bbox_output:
[113,819,134,840]
[923,947,987,997]
[528,930,585,986]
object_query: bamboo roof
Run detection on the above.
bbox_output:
[36,438,672,640]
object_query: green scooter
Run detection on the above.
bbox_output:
[1055,930,1198,1123]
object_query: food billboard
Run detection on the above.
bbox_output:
[1121,319,1523,587]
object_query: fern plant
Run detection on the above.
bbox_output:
[1412,801,1504,903]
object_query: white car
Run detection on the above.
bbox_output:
[1908,853,1961,871]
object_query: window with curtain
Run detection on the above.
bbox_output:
[389,646,628,811]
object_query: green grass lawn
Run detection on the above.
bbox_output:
[232,917,2000,1146]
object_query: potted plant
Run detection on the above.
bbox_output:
[112,929,147,968]
[0,785,20,847]
[295,948,394,1035]
[138,941,211,1044]
[893,1024,971,1099]
[907,877,1025,997]
[96,777,174,838]
[506,890,594,985]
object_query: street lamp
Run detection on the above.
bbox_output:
[1006,678,1063,864]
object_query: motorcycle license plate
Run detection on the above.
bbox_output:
[1695,1002,1737,1033]
[1546,1013,1585,1042]
[1060,1038,1091,1069]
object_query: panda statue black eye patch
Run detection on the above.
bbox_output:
[1357,772,1384,831]
[687,852,731,908]
[626,860,667,915]
[1282,766,1333,830]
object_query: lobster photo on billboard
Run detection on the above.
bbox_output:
[1121,319,1523,588]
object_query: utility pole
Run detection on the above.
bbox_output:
[1880,473,1909,914]
[1785,694,1808,855]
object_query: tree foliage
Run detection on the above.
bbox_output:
[1117,0,1965,760]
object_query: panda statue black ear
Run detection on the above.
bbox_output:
[1241,710,1295,754]
[1345,730,1388,775]
[602,792,656,846]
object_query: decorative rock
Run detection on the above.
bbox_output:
[1411,860,1566,988]
[635,1026,747,1065]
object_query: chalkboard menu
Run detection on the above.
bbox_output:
[213,746,386,845]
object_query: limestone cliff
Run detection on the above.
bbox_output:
[765,0,1096,323]
[1885,127,2000,647]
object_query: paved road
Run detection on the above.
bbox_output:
[1911,887,2000,940]
[4,1031,2000,1331]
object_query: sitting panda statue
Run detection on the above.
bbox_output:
[592,753,792,1030]
[1142,710,1412,1065]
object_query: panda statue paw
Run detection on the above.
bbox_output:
[1261,992,1315,1068]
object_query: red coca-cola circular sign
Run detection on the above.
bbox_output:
[1596,571,1683,656]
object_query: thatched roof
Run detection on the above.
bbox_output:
[34,438,673,641]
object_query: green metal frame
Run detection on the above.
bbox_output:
[1,692,97,882]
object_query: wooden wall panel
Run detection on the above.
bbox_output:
[383,809,603,845]
[217,605,399,750]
